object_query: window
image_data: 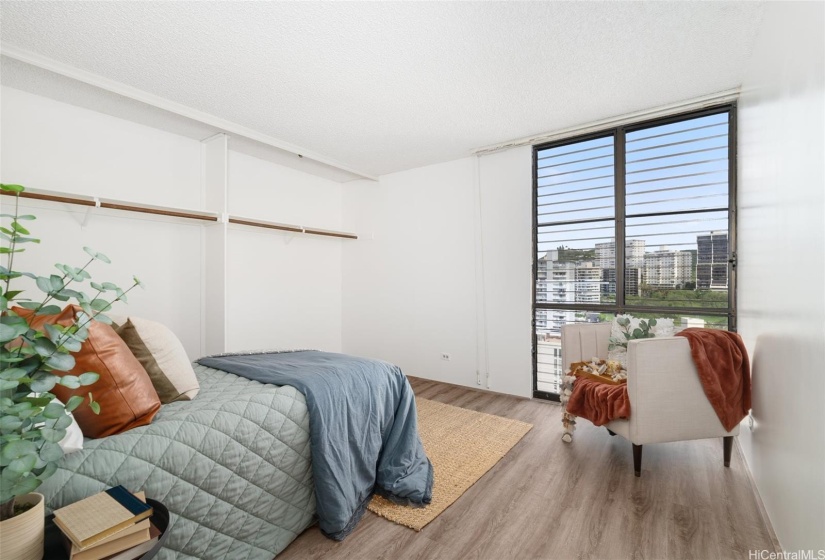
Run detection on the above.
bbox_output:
[533,107,736,399]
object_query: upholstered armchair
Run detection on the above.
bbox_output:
[560,323,739,476]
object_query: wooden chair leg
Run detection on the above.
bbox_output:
[606,428,616,436]
[723,436,733,467]
[633,444,643,477]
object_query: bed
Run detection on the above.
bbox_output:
[40,349,433,559]
[42,363,316,560]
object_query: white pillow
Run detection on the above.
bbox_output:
[115,316,199,403]
[58,411,84,455]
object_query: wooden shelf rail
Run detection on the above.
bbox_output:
[1,187,357,240]
[228,216,357,240]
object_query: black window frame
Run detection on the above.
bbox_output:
[532,104,737,401]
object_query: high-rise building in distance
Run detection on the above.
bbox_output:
[697,231,729,290]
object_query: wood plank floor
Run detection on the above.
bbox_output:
[278,377,780,560]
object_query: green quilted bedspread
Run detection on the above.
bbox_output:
[39,364,316,559]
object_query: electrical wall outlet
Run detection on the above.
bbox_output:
[440,353,451,361]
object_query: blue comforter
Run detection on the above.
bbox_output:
[197,351,433,540]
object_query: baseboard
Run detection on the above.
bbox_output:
[734,438,783,553]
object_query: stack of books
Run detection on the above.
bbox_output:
[53,486,160,560]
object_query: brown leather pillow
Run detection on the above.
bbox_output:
[14,306,161,438]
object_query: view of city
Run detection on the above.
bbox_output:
[534,111,732,395]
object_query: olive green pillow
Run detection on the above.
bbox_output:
[115,318,199,403]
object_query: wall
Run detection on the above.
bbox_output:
[0,87,345,359]
[0,86,204,356]
[226,150,343,353]
[736,1,825,552]
[342,147,533,397]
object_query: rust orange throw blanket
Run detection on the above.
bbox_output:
[566,378,629,426]
[676,328,751,431]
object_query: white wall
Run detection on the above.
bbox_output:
[1,87,346,359]
[226,151,343,352]
[0,86,205,356]
[342,147,533,397]
[737,1,825,552]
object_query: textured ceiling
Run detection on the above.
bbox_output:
[0,2,764,178]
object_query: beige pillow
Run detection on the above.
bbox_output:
[115,317,199,403]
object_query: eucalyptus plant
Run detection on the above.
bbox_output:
[608,316,657,351]
[0,184,143,521]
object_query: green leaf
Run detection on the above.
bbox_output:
[21,395,51,407]
[0,324,16,343]
[632,328,644,338]
[7,452,37,474]
[44,323,63,344]
[0,322,26,343]
[35,462,58,482]
[60,337,82,352]
[0,379,19,391]
[57,289,82,300]
[53,414,72,430]
[11,236,40,244]
[0,474,41,503]
[40,427,65,443]
[7,453,38,475]
[649,318,657,327]
[133,276,145,289]
[42,402,64,419]
[58,376,80,389]
[64,395,84,413]
[45,353,74,372]
[90,282,105,292]
[96,252,111,264]
[0,415,23,432]
[35,276,53,294]
[14,301,40,310]
[0,368,26,381]
[0,247,24,254]
[83,246,98,259]
[0,475,41,503]
[29,373,58,393]
[35,305,62,316]
[93,313,112,325]
[90,299,111,312]
[15,215,36,221]
[39,442,63,462]
[5,402,32,415]
[49,275,64,292]
[101,282,119,291]
[89,401,100,415]
[78,372,99,386]
[33,337,57,357]
[2,439,36,460]
[0,184,24,192]
[10,222,30,235]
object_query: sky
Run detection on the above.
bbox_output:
[536,112,729,256]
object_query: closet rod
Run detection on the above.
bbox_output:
[0,189,219,222]
[1,189,359,240]
[228,216,358,240]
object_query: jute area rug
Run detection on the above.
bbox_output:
[368,397,532,531]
